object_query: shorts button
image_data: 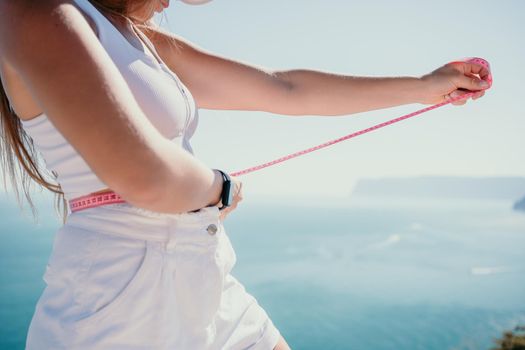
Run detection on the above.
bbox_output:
[206,224,218,235]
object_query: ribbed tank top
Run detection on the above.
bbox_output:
[20,0,200,202]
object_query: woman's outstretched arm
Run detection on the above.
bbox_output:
[143,27,489,116]
[0,0,223,213]
[272,65,489,115]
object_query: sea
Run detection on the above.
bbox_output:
[1,194,524,350]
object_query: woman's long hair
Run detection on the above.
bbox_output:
[0,0,165,225]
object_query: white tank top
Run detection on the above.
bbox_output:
[20,0,200,202]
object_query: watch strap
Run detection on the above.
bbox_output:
[214,169,233,210]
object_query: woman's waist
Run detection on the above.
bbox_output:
[64,201,223,244]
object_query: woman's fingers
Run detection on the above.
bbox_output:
[220,203,238,221]
[463,60,492,85]
[447,71,488,105]
[456,71,489,92]
[449,59,492,91]
[449,90,470,106]
[236,181,243,200]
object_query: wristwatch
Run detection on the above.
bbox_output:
[213,169,234,210]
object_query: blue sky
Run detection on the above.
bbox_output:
[2,1,523,202]
[152,0,524,199]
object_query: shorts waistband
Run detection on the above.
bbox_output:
[63,202,223,243]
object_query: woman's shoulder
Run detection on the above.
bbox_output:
[0,0,99,121]
[0,1,100,64]
[141,24,206,72]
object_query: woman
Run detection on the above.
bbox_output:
[0,0,490,349]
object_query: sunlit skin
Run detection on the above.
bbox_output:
[0,3,491,348]
[118,0,251,224]
[127,2,289,349]
[124,4,478,350]
[121,0,490,230]
[69,0,244,222]
[1,0,490,224]
[0,0,490,221]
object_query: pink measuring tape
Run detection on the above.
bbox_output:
[69,57,492,213]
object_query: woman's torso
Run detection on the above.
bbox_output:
[0,0,201,201]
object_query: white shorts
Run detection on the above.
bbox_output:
[25,203,281,349]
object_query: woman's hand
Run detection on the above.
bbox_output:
[418,59,492,106]
[218,176,243,221]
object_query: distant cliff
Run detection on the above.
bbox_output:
[514,196,525,212]
[350,176,525,201]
